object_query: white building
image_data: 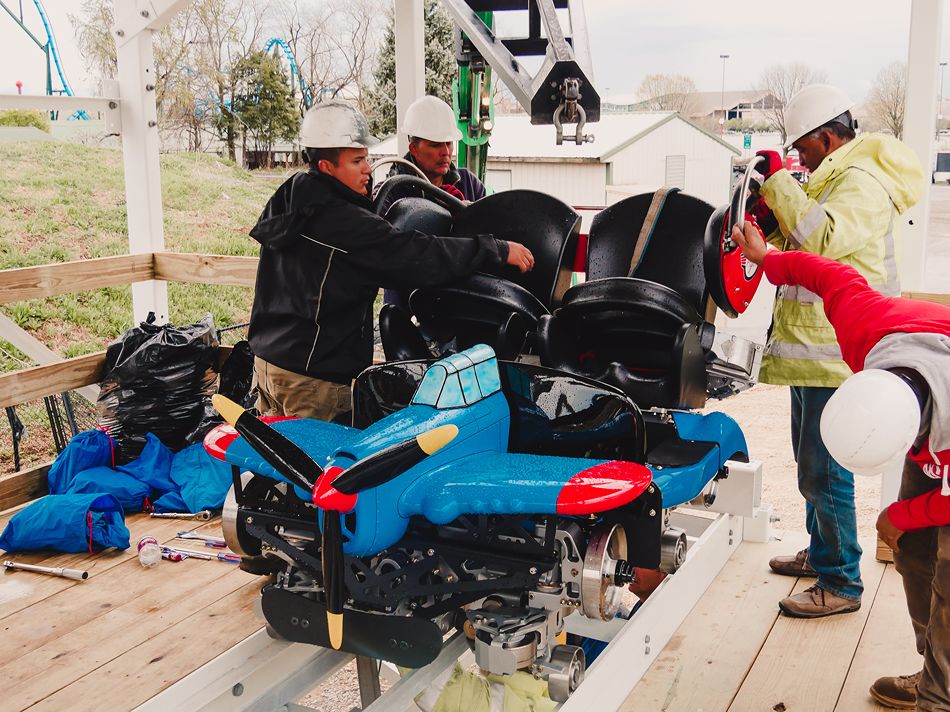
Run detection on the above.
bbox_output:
[372,112,740,208]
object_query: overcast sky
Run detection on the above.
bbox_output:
[2,1,950,105]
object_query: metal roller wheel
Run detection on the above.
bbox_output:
[546,644,586,702]
[581,524,628,621]
[660,527,688,573]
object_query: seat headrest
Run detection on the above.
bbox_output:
[587,191,715,315]
[452,190,580,310]
[384,197,454,236]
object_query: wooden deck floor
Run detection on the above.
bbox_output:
[0,510,263,712]
[621,531,922,712]
[1,510,925,712]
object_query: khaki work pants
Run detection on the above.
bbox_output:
[253,357,352,424]
[893,456,950,712]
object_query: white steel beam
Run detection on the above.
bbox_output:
[394,0,425,156]
[362,633,470,712]
[135,628,353,712]
[114,3,169,324]
[559,513,741,710]
[900,0,944,292]
[0,93,119,114]
[113,0,195,46]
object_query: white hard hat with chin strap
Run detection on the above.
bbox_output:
[402,95,463,143]
[300,101,378,149]
[820,369,922,477]
[783,84,856,149]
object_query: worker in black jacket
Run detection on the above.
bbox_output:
[248,101,534,422]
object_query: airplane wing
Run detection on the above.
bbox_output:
[204,417,362,482]
[399,451,652,523]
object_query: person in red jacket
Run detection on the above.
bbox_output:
[732,219,950,711]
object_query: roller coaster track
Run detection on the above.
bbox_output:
[264,37,312,107]
[2,0,87,118]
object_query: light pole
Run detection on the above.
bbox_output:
[939,61,947,138]
[720,54,730,135]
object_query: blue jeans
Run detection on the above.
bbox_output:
[790,386,863,601]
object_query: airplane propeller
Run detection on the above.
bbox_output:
[211,395,458,650]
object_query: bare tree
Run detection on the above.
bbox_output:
[192,0,268,159]
[70,0,117,79]
[70,0,208,149]
[278,0,383,114]
[866,61,907,138]
[756,62,829,148]
[636,73,699,115]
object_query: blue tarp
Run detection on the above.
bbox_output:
[65,466,150,513]
[0,493,130,553]
[47,429,112,494]
[11,430,232,554]
[116,433,174,493]
[152,444,232,513]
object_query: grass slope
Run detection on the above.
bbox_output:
[0,141,277,364]
[0,142,280,472]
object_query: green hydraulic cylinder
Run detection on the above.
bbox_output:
[453,11,494,185]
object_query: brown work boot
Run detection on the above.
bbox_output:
[869,672,919,709]
[769,548,817,577]
[778,584,861,618]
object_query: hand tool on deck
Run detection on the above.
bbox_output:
[176,531,226,547]
[150,510,213,521]
[161,545,240,563]
[3,560,88,581]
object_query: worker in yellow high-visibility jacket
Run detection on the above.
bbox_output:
[749,84,924,619]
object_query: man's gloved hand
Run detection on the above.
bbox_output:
[755,149,784,181]
[441,183,465,200]
[747,196,778,237]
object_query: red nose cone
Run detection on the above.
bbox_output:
[312,465,358,512]
[556,461,653,515]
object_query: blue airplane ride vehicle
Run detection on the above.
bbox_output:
[205,176,765,702]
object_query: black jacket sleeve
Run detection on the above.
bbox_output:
[318,203,510,290]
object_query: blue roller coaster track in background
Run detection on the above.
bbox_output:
[264,37,312,108]
[32,0,74,98]
[1,0,86,118]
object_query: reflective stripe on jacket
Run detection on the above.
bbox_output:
[758,133,924,387]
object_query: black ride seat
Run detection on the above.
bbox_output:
[538,190,717,410]
[379,190,580,360]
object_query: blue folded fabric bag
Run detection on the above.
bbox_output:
[65,466,151,513]
[47,429,113,494]
[0,493,130,553]
[152,443,231,513]
[117,432,174,494]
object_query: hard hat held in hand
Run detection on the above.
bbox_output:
[402,96,463,143]
[783,84,854,149]
[820,369,921,477]
[300,101,378,149]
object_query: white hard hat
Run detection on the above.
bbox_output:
[300,101,378,149]
[402,95,462,142]
[820,369,921,477]
[783,84,855,149]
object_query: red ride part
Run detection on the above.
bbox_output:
[312,465,358,513]
[203,415,296,461]
[719,213,763,316]
[555,461,653,515]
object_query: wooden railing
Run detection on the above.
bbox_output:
[0,252,256,511]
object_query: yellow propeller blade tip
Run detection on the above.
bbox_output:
[417,424,459,455]
[211,394,244,426]
[327,612,344,650]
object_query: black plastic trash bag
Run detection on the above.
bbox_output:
[184,340,256,445]
[97,313,219,461]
